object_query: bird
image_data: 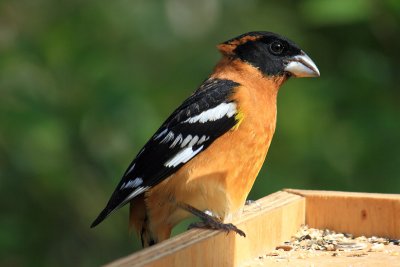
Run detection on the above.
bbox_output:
[91,31,320,247]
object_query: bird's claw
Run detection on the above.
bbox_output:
[179,202,246,237]
[188,217,246,237]
[219,222,246,237]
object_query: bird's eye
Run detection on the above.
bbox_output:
[269,41,284,55]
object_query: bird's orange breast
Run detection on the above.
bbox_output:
[144,59,284,232]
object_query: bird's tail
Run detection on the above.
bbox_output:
[91,187,133,228]
[90,190,126,228]
[90,206,114,228]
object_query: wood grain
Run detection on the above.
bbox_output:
[105,189,400,266]
[285,189,400,239]
[105,191,305,267]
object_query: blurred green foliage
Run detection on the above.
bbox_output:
[1,0,399,266]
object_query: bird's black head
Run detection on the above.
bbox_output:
[218,31,319,78]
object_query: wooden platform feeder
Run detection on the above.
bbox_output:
[105,189,400,267]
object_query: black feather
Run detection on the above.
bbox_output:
[227,31,302,76]
[91,78,240,227]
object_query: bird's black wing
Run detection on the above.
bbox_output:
[91,78,241,227]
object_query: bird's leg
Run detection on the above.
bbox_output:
[177,202,246,237]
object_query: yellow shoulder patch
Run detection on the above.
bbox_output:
[232,110,244,131]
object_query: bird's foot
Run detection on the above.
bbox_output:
[188,219,246,237]
[178,202,246,237]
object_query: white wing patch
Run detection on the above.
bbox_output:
[160,131,174,144]
[184,102,237,124]
[154,128,168,140]
[181,135,192,147]
[156,102,236,169]
[189,135,199,147]
[120,177,143,189]
[125,163,136,175]
[121,186,150,206]
[170,133,183,148]
[198,135,209,145]
[164,145,204,168]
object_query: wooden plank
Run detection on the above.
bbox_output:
[285,189,400,239]
[105,191,305,267]
[233,191,305,265]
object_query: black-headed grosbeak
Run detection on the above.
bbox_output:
[91,31,319,247]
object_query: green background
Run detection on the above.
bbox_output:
[1,0,399,266]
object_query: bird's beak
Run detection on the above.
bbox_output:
[284,51,320,77]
